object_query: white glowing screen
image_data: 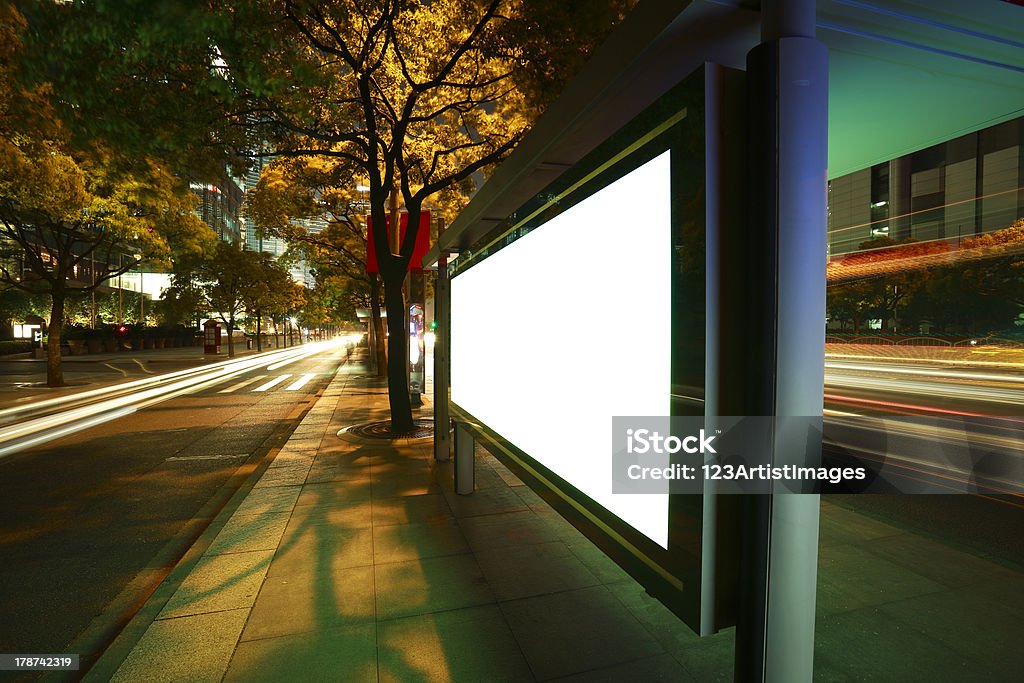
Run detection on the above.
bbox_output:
[451,151,672,548]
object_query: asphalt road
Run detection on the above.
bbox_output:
[0,343,348,676]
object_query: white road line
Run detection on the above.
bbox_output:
[254,374,292,392]
[285,373,317,391]
[133,359,155,375]
[218,375,267,394]
[166,453,248,462]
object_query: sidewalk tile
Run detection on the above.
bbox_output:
[816,542,945,614]
[445,485,531,518]
[285,493,373,532]
[377,605,533,683]
[371,492,454,527]
[159,549,275,619]
[253,464,311,488]
[112,608,249,683]
[374,553,494,619]
[295,480,372,509]
[206,512,291,556]
[372,518,471,564]
[550,653,691,682]
[475,540,601,601]
[860,532,1019,588]
[564,540,632,585]
[224,623,377,683]
[875,581,1024,679]
[458,510,570,552]
[233,486,301,517]
[499,585,664,680]
[813,606,989,681]
[268,523,373,577]
[241,565,375,641]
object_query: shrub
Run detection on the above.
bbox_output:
[0,340,32,355]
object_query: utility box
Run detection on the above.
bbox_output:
[203,320,221,355]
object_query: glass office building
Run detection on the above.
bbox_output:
[828,116,1024,255]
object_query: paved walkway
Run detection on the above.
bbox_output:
[85,357,1024,682]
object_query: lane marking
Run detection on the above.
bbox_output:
[103,363,129,377]
[285,373,317,391]
[218,375,267,394]
[254,374,292,392]
[165,453,248,462]
[133,359,155,375]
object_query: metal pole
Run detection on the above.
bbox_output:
[733,1,827,681]
[434,251,451,461]
[118,254,123,325]
[455,422,474,494]
[139,270,144,326]
[90,251,96,329]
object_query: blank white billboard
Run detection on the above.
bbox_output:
[451,151,672,548]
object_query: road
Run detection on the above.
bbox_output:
[0,345,1021,673]
[823,354,1024,568]
[0,341,348,675]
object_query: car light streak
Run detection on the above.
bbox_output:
[0,341,336,426]
[0,340,342,459]
[825,374,1024,405]
[266,343,329,370]
[822,393,1024,420]
[826,360,1024,384]
[0,407,138,458]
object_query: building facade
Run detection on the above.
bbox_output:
[828,116,1024,255]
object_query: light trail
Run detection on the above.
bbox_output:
[0,340,342,459]
[0,342,329,425]
[825,356,1024,408]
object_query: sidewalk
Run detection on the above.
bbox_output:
[87,357,1024,682]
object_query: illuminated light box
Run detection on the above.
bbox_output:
[451,151,672,547]
[445,67,725,634]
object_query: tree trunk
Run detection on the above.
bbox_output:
[256,309,262,352]
[46,292,66,387]
[369,275,386,376]
[227,317,235,357]
[383,270,413,433]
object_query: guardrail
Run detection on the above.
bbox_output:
[826,335,1024,348]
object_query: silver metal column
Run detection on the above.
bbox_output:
[454,422,475,495]
[732,0,827,680]
[434,253,451,461]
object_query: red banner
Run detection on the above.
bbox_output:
[365,210,431,274]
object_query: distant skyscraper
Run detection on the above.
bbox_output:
[190,166,244,245]
[241,157,287,258]
[828,115,1024,256]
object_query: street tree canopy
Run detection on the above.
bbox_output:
[16,0,632,428]
[1,4,213,385]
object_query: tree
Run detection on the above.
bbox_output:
[247,156,387,371]
[20,0,630,431]
[240,251,295,351]
[1,4,213,385]
[188,241,262,357]
[220,1,537,430]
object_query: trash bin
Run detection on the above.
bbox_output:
[247,338,253,350]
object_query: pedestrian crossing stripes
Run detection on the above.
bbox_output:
[286,373,316,391]
[217,373,320,394]
[218,375,267,393]
[254,374,292,392]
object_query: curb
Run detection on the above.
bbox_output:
[62,377,331,682]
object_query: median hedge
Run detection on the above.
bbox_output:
[0,340,32,355]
